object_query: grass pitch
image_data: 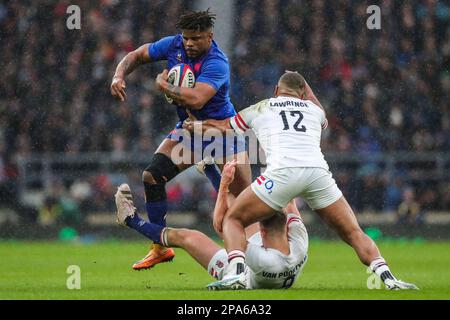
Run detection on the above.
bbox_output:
[0,240,449,300]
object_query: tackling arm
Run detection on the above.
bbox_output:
[283,199,302,219]
[182,118,231,134]
[212,160,237,237]
[213,182,229,238]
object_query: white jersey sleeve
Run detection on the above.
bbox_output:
[318,106,328,129]
[229,100,268,135]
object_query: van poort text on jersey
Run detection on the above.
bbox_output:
[261,254,307,279]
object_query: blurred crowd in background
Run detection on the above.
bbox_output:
[0,0,449,227]
[232,0,450,216]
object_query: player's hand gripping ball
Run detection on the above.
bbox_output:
[165,63,196,104]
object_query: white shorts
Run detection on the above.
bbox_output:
[251,167,343,211]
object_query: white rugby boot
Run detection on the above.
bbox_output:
[207,262,247,291]
[114,183,136,226]
[385,278,419,290]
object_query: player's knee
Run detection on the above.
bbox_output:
[225,209,248,227]
[143,153,180,185]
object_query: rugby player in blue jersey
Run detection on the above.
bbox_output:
[111,9,251,270]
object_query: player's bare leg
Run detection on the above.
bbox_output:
[133,138,194,270]
[316,196,418,290]
[207,185,277,290]
[315,196,380,265]
[223,186,276,252]
[163,228,222,270]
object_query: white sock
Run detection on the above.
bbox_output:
[225,250,245,276]
[160,227,170,247]
[370,257,396,284]
[228,250,245,263]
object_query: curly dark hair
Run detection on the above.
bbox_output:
[176,8,216,31]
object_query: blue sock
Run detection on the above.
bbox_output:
[146,201,167,227]
[204,163,222,192]
[125,213,164,244]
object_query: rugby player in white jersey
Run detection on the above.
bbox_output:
[184,71,418,291]
[115,160,308,289]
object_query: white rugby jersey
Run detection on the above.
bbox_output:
[230,96,329,170]
[245,214,308,289]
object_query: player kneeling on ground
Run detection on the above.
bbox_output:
[115,161,308,289]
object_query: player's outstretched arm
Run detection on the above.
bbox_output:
[156,69,218,110]
[111,44,151,102]
[182,118,231,133]
[284,199,302,219]
[213,160,237,236]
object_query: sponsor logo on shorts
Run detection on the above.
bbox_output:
[264,180,274,194]
[256,176,274,194]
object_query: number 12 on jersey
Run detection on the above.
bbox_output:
[279,111,307,132]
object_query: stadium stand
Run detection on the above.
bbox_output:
[0,1,449,231]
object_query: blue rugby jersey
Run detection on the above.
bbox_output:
[148,35,236,121]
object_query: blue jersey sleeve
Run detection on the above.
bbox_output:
[196,58,229,91]
[148,36,175,61]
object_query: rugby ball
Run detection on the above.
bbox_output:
[165,63,196,104]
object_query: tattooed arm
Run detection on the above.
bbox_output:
[155,69,217,110]
[111,44,151,102]
[182,118,231,134]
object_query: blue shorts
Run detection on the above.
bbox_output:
[166,121,247,162]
